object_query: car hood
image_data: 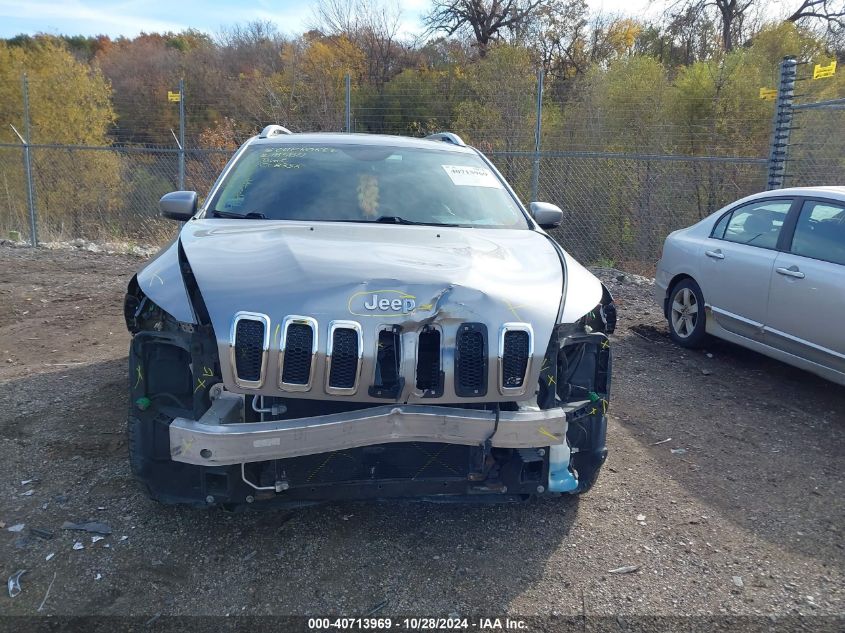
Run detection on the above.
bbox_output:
[176,219,594,402]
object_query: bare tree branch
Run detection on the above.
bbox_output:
[423,0,546,55]
[786,0,845,29]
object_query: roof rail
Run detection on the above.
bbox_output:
[259,124,293,139]
[424,132,466,147]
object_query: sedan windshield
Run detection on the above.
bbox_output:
[206,143,528,228]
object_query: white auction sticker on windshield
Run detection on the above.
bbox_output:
[442,165,503,188]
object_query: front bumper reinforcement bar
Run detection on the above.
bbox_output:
[169,394,582,466]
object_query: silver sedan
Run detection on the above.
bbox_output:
[655,186,845,385]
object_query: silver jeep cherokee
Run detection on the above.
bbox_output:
[124,128,615,509]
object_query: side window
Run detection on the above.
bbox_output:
[712,200,792,249]
[711,212,730,239]
[790,200,845,266]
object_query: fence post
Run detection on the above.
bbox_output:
[345,73,351,132]
[21,73,38,247]
[178,78,186,190]
[530,68,544,202]
[766,56,797,190]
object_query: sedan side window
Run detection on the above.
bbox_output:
[712,200,792,249]
[790,200,845,266]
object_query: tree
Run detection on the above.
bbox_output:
[518,0,588,79]
[216,21,287,76]
[786,0,845,29]
[452,46,536,148]
[372,65,470,135]
[660,0,753,52]
[312,0,408,87]
[449,43,563,198]
[787,0,845,51]
[635,9,719,66]
[0,39,121,239]
[661,0,845,52]
[187,22,293,141]
[271,33,365,131]
[95,34,184,144]
[588,16,643,63]
[424,0,546,56]
[0,40,114,144]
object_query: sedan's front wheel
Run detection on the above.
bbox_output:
[667,279,706,347]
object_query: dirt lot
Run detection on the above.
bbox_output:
[0,245,843,625]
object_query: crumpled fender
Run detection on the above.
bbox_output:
[559,249,603,324]
[135,240,196,324]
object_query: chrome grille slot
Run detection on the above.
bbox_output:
[369,326,403,399]
[329,330,358,387]
[279,316,318,391]
[326,321,363,395]
[416,326,442,397]
[455,323,487,397]
[229,312,270,389]
[235,321,264,381]
[498,323,533,396]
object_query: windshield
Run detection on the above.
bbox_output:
[205,143,528,228]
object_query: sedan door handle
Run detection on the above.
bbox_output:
[705,249,725,260]
[776,266,805,279]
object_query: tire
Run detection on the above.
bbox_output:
[667,278,707,348]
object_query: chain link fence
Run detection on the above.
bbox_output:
[0,144,230,245]
[485,150,767,269]
[765,57,845,191]
[0,142,771,270]
[784,103,845,187]
[0,65,840,270]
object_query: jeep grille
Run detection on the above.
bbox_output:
[502,331,530,387]
[235,320,264,382]
[230,312,270,389]
[280,319,316,389]
[328,329,358,388]
[455,323,487,397]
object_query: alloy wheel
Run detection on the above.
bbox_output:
[671,287,698,338]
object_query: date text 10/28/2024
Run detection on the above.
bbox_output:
[308,618,528,631]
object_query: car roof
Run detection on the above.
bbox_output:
[248,132,477,154]
[749,186,845,202]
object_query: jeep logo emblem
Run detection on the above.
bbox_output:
[348,290,417,317]
[365,293,416,313]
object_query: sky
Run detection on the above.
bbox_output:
[0,0,658,39]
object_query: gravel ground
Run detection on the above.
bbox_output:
[0,245,843,627]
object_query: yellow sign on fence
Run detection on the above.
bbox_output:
[813,60,836,80]
[759,87,777,101]
[167,90,181,102]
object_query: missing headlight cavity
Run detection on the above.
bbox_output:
[557,333,611,403]
[370,326,403,398]
[536,330,609,411]
[130,334,195,414]
[146,343,192,398]
[416,326,443,397]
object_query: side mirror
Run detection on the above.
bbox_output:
[159,191,198,221]
[529,201,563,229]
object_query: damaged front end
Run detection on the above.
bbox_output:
[125,233,614,509]
[124,252,224,503]
[537,322,613,494]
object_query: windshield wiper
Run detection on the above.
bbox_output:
[372,216,457,227]
[210,210,266,219]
